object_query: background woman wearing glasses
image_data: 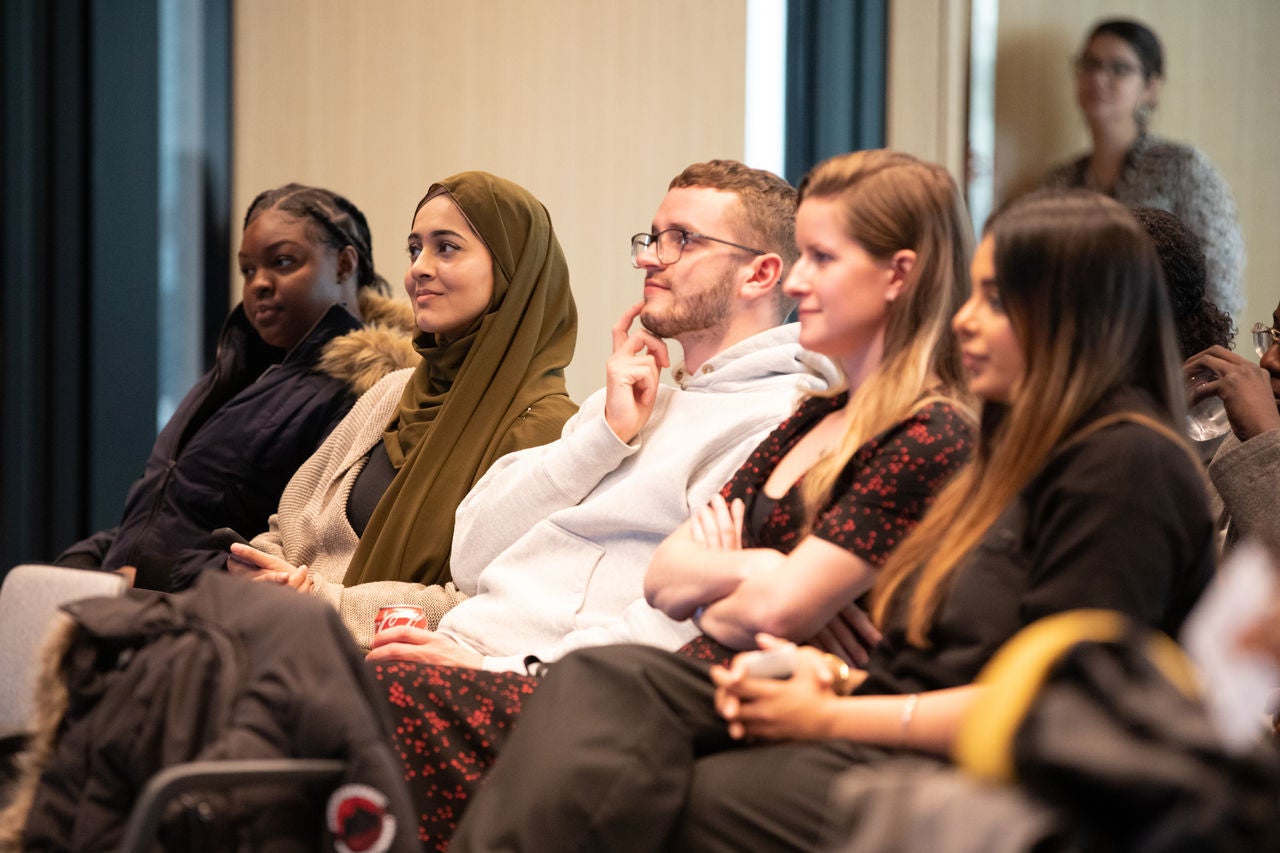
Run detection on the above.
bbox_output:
[1042,17,1245,317]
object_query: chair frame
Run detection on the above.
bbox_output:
[117,759,345,853]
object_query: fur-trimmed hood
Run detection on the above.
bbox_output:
[0,614,75,849]
[319,290,418,396]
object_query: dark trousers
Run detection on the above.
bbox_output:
[451,644,885,853]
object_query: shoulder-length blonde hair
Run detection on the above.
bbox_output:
[796,150,975,530]
[871,190,1185,646]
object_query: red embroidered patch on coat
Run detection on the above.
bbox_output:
[327,783,396,853]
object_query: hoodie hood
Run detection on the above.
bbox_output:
[674,322,839,396]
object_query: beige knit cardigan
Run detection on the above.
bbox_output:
[248,367,467,650]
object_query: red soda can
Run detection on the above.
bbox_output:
[374,604,428,634]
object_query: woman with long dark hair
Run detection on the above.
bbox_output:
[450,190,1215,853]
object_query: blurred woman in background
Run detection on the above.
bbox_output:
[1043,18,1245,316]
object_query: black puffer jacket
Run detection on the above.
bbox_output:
[5,572,419,853]
[57,304,362,591]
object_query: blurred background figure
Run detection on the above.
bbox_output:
[1130,207,1233,360]
[1043,18,1245,317]
[1185,296,1280,555]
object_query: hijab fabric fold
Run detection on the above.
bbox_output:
[343,171,577,587]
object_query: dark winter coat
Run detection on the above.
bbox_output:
[56,298,413,592]
[0,571,419,852]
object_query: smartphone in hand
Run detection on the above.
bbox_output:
[209,527,250,550]
[741,645,796,679]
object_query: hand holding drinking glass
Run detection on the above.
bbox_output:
[1184,367,1232,441]
[1184,338,1280,443]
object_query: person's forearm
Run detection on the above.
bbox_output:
[452,413,630,587]
[697,540,876,650]
[1210,427,1280,550]
[645,534,784,621]
[696,580,821,649]
[700,578,812,646]
[823,685,978,755]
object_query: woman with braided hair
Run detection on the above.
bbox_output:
[57,183,417,591]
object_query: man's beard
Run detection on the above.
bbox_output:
[639,268,735,340]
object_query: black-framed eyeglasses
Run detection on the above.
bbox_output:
[630,228,765,268]
[1072,55,1141,80]
[1251,321,1280,357]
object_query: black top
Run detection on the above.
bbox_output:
[857,391,1215,696]
[347,441,398,537]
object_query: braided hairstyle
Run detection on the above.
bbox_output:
[243,183,389,295]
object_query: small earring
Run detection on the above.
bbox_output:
[1135,102,1152,131]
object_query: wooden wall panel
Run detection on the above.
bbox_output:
[233,0,748,400]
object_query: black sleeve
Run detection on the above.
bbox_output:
[53,526,120,569]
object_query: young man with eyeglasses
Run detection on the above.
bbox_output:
[1185,302,1280,554]
[366,160,837,672]
[357,161,837,843]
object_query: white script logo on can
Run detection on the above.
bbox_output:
[374,604,428,634]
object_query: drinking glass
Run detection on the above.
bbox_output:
[1186,370,1231,441]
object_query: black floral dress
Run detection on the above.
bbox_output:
[371,393,971,847]
[373,663,539,850]
[680,393,970,661]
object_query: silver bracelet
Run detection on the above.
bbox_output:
[899,693,920,748]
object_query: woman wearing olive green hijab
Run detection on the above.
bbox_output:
[229,172,578,648]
